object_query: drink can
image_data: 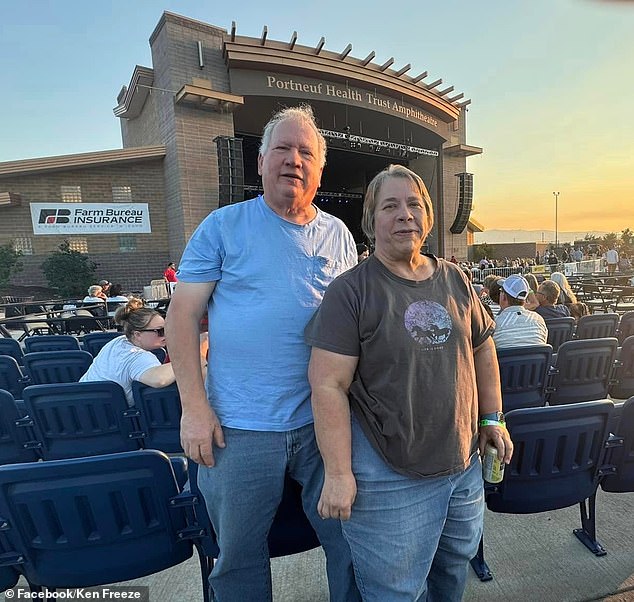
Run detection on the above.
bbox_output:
[482,443,504,483]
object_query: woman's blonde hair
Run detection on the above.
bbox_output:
[361,164,434,243]
[114,298,159,339]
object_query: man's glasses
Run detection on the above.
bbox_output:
[139,327,165,336]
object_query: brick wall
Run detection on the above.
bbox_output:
[146,13,235,260]
[0,159,170,291]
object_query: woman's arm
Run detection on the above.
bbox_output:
[138,362,176,388]
[473,337,513,464]
[308,347,359,520]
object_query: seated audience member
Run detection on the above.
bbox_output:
[99,280,111,297]
[493,274,548,349]
[106,284,129,316]
[523,272,540,311]
[569,302,590,322]
[80,299,207,406]
[107,284,128,302]
[481,274,502,317]
[549,272,577,305]
[356,243,370,263]
[619,252,631,272]
[535,280,572,319]
[83,285,107,303]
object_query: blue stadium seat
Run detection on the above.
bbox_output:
[609,336,634,400]
[574,313,619,340]
[0,355,31,399]
[188,461,320,562]
[0,390,39,465]
[496,345,552,412]
[21,382,141,460]
[81,331,121,357]
[544,317,575,353]
[0,566,19,594]
[0,338,24,365]
[22,350,93,384]
[471,400,614,581]
[547,338,618,405]
[617,312,634,345]
[132,381,182,453]
[601,396,634,493]
[0,450,209,601]
[24,334,80,353]
[151,347,167,363]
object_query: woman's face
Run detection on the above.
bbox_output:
[373,177,431,260]
[131,314,166,350]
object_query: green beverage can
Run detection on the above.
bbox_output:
[482,443,504,483]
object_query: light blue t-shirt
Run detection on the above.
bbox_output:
[177,195,357,431]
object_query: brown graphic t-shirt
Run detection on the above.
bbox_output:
[305,255,494,478]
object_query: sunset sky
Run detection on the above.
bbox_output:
[1,0,632,233]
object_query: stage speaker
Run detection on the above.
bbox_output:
[215,136,244,207]
[449,172,473,234]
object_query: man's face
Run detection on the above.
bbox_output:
[373,177,431,259]
[258,118,323,207]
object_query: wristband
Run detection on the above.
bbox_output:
[480,411,504,423]
[479,419,505,428]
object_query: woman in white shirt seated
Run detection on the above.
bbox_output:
[106,283,130,316]
[80,299,206,406]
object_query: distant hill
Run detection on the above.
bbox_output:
[473,230,608,245]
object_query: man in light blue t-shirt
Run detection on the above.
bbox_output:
[165,106,359,602]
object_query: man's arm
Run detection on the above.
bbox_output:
[308,347,359,520]
[473,336,513,464]
[165,281,225,467]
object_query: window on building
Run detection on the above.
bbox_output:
[112,186,132,203]
[13,237,33,255]
[68,238,88,253]
[61,185,82,203]
[119,234,137,253]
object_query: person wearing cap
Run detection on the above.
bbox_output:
[493,274,548,349]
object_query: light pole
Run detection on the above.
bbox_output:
[553,191,560,253]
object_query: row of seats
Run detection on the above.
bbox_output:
[0,381,183,464]
[498,337,634,412]
[0,341,167,398]
[0,448,320,597]
[545,311,634,353]
[0,379,320,596]
[471,397,634,581]
[0,331,121,360]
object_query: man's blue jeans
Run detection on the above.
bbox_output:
[342,416,484,601]
[197,422,360,602]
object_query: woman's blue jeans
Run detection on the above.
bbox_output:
[343,416,484,601]
[197,422,360,602]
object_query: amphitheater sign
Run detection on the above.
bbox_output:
[230,70,441,130]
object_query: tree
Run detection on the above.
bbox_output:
[471,243,494,261]
[621,228,633,252]
[0,244,23,291]
[601,232,618,247]
[41,240,97,298]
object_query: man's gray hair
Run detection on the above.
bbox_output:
[259,105,327,168]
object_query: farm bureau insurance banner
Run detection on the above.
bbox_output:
[30,203,151,235]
